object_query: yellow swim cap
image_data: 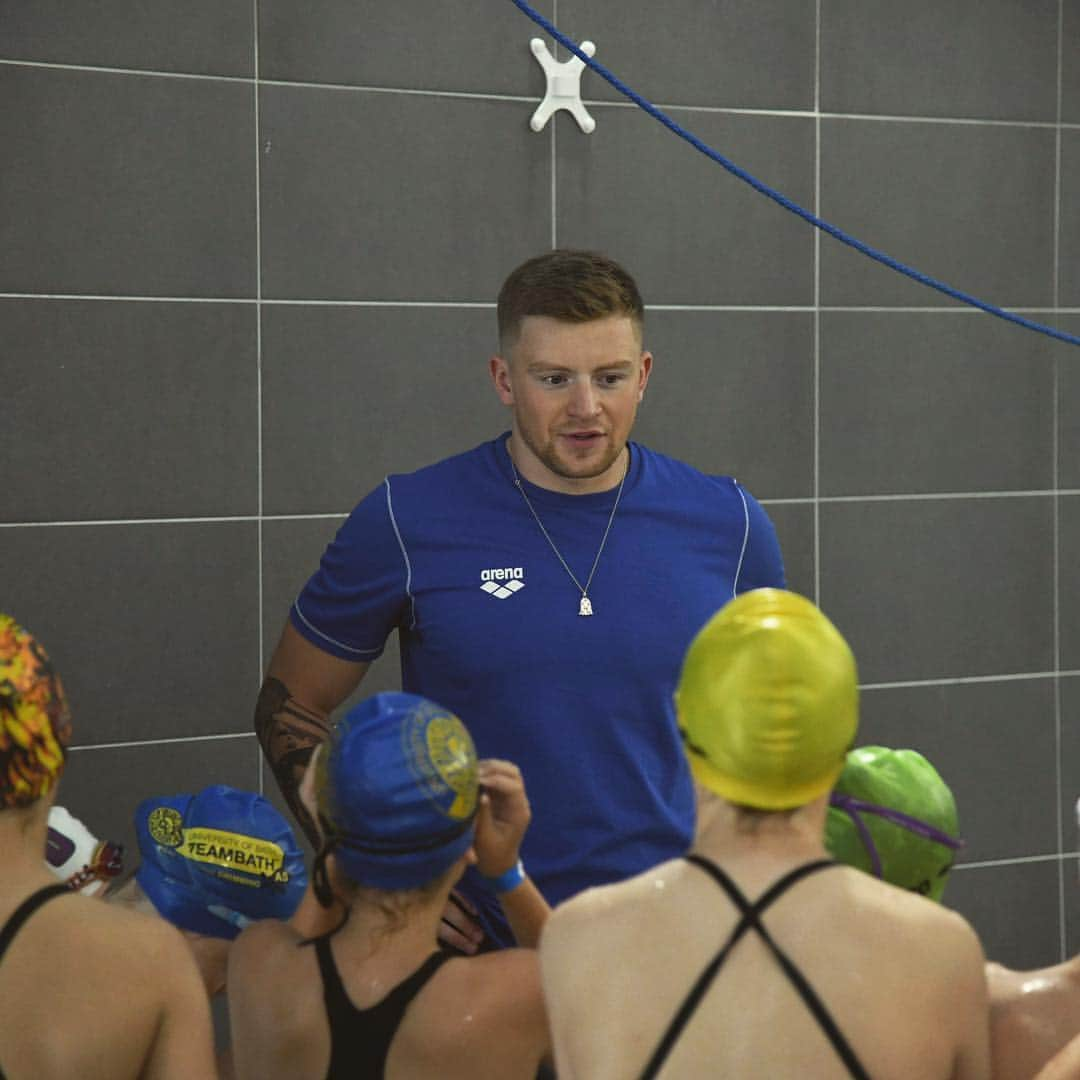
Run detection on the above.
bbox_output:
[677,589,859,811]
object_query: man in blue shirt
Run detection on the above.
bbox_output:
[255,250,784,949]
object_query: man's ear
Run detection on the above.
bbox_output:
[637,351,653,402]
[490,354,515,406]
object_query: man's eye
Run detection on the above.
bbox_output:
[541,374,568,386]
[599,373,626,386]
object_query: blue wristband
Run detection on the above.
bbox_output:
[481,859,525,894]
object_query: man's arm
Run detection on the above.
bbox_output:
[255,622,368,844]
[734,483,785,592]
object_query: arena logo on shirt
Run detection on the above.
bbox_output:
[480,566,525,600]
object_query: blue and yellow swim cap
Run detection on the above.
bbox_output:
[135,785,307,939]
[677,589,859,811]
[315,692,479,892]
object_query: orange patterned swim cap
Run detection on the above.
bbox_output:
[0,616,72,809]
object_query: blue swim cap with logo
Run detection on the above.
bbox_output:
[135,785,307,939]
[314,692,479,892]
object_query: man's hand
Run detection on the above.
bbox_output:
[474,759,531,878]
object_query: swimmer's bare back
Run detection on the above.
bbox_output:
[229,919,548,1080]
[542,856,990,1080]
[0,882,215,1079]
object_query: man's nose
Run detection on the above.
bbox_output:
[567,379,600,417]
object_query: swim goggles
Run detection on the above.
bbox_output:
[829,792,964,883]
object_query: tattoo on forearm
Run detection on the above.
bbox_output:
[255,677,330,846]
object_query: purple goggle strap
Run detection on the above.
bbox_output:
[829,792,965,879]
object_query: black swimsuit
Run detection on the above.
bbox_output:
[639,855,872,1080]
[310,934,450,1080]
[0,885,72,1080]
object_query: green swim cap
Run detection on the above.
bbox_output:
[825,746,961,902]
[677,589,859,811]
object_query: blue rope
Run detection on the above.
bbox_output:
[510,0,1080,350]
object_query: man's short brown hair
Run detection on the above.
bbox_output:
[497,249,644,350]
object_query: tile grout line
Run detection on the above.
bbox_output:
[4,294,1079,316]
[550,0,558,249]
[1054,0,1066,961]
[955,853,1076,872]
[860,671,1074,691]
[6,488,1080,530]
[812,0,822,607]
[56,671,1080,756]
[2,57,1078,131]
[550,114,557,247]
[70,732,257,752]
[253,0,265,798]
[63,732,1080,767]
[0,293,498,306]
[817,489,1080,502]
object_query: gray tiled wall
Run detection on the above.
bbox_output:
[3,1,1078,969]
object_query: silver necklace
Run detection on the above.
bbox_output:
[508,450,627,617]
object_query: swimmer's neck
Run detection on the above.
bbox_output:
[0,800,58,896]
[333,881,454,967]
[693,790,830,867]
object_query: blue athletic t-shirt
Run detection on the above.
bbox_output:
[291,435,784,941]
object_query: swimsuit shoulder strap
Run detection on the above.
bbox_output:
[640,855,871,1080]
[685,853,837,910]
[312,934,350,1020]
[0,884,71,965]
[366,950,450,1019]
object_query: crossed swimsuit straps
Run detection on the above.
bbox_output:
[639,855,872,1080]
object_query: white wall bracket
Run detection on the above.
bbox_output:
[529,37,597,134]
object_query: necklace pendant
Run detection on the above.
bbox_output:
[579,596,594,617]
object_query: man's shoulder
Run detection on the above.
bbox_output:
[386,439,501,494]
[631,443,749,502]
[339,438,503,534]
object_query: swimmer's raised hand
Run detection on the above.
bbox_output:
[471,759,550,949]
[474,759,531,878]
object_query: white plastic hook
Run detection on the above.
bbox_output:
[529,37,597,134]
